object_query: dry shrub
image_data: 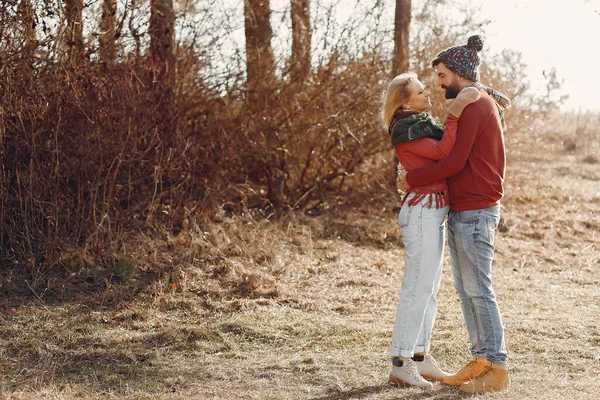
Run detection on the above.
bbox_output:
[236,51,390,213]
[0,0,566,294]
[1,60,187,283]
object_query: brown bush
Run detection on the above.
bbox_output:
[0,0,565,290]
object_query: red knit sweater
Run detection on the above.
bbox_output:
[406,94,505,212]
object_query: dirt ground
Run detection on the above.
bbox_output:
[1,113,599,399]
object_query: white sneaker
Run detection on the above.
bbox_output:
[388,358,433,388]
[414,354,450,381]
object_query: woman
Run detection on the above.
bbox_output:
[381,73,480,388]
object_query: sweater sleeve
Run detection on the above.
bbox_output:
[395,114,459,160]
[405,100,492,186]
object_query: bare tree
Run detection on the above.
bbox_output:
[244,0,275,105]
[64,0,85,64]
[99,0,117,63]
[17,0,37,61]
[244,0,283,214]
[149,0,175,87]
[392,0,411,76]
[290,0,311,86]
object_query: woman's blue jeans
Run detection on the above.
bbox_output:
[447,205,508,364]
[390,193,448,358]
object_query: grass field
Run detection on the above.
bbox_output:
[1,112,599,399]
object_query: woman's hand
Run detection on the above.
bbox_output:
[448,87,481,118]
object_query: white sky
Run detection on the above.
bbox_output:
[478,0,600,111]
[331,0,600,111]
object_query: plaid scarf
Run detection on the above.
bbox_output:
[464,82,511,129]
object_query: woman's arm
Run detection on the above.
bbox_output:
[395,87,481,161]
[396,115,459,160]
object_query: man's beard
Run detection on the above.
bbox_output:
[442,81,462,99]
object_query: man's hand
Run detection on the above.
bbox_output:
[396,165,411,193]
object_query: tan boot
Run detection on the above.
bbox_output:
[442,357,487,386]
[459,361,510,393]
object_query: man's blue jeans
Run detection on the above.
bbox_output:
[447,205,508,364]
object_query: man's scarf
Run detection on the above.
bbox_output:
[388,111,444,147]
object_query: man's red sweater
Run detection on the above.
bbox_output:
[406,93,505,212]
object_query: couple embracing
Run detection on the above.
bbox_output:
[381,35,511,393]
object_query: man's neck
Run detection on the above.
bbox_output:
[460,80,476,91]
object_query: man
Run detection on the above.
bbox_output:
[398,35,511,393]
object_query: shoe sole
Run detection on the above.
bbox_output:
[459,383,511,393]
[388,376,432,389]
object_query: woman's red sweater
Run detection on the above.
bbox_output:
[395,114,459,209]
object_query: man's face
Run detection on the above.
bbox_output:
[435,62,462,99]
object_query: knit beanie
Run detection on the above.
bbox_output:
[431,35,484,82]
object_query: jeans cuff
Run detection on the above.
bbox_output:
[391,349,415,358]
[414,345,429,354]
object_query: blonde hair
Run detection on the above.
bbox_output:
[380,72,418,129]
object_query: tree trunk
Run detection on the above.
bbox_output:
[244,0,275,106]
[245,0,283,215]
[99,0,117,63]
[392,0,410,76]
[149,0,175,89]
[64,0,85,65]
[290,0,311,86]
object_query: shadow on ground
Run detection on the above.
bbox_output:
[312,382,472,400]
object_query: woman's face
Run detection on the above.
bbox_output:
[405,80,432,112]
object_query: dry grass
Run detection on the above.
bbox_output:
[1,112,600,399]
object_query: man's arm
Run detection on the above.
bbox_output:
[405,99,492,187]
